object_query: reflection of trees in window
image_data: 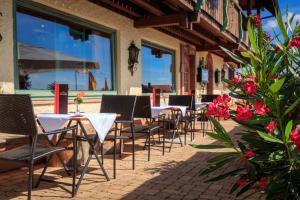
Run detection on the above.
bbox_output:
[16,7,114,91]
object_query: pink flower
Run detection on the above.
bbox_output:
[231,75,242,85]
[253,14,262,28]
[205,94,231,119]
[264,32,271,41]
[236,178,247,187]
[265,121,277,133]
[274,45,281,53]
[253,101,270,116]
[260,177,266,191]
[288,36,300,48]
[290,128,300,141]
[242,81,257,95]
[290,129,300,152]
[241,149,255,161]
[236,105,253,122]
[246,74,256,81]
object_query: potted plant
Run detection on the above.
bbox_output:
[193,11,300,199]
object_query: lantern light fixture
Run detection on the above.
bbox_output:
[128,41,140,76]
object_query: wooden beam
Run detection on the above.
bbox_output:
[94,0,141,18]
[158,26,204,47]
[197,43,239,51]
[134,14,188,28]
[130,0,164,16]
[164,0,194,11]
[196,45,221,51]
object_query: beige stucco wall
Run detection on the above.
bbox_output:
[0,0,189,113]
[196,52,227,96]
[30,0,183,96]
[0,0,14,94]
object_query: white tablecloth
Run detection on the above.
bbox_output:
[151,105,187,118]
[37,113,116,143]
[195,102,209,110]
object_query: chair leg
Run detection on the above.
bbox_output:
[113,138,116,179]
[119,133,122,159]
[169,130,176,152]
[28,161,34,200]
[163,130,165,156]
[148,133,151,161]
[177,128,183,147]
[132,134,135,170]
[184,122,187,145]
[72,129,77,197]
[143,135,149,150]
[101,143,104,165]
[35,155,51,188]
[73,154,92,195]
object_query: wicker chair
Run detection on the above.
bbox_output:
[123,96,163,161]
[0,94,77,200]
[168,95,194,146]
[100,95,137,179]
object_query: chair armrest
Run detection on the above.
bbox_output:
[39,125,77,136]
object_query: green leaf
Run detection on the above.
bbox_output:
[236,182,255,197]
[219,46,248,67]
[283,98,300,116]
[191,144,226,149]
[276,9,289,42]
[269,78,285,93]
[205,168,244,182]
[257,131,284,144]
[229,184,239,194]
[208,152,240,163]
[247,21,258,53]
[285,120,293,142]
[200,157,235,176]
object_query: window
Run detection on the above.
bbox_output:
[141,42,175,93]
[16,7,115,91]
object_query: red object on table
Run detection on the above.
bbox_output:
[54,83,68,114]
[152,88,161,106]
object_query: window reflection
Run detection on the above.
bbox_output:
[141,44,175,93]
[16,8,114,91]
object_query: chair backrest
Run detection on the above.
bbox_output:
[201,95,218,103]
[169,95,193,109]
[0,94,37,136]
[100,95,137,122]
[134,96,152,119]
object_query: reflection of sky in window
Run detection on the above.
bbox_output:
[17,11,112,90]
[141,46,172,86]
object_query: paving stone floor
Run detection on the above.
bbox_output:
[0,120,265,200]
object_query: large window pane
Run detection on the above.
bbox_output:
[141,44,175,93]
[16,8,114,91]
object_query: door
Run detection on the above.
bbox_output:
[206,53,214,94]
[180,44,196,94]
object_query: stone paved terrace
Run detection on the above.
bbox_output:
[0,120,264,200]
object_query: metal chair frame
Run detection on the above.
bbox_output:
[100,95,137,179]
[0,94,77,200]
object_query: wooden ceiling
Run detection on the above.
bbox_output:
[239,0,278,15]
[89,0,247,59]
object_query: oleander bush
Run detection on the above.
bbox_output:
[193,11,300,200]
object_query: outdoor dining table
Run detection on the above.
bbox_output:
[151,105,187,118]
[37,112,116,196]
[195,102,209,110]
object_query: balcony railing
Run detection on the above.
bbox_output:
[201,0,223,26]
[199,0,245,43]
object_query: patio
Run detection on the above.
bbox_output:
[0,120,262,200]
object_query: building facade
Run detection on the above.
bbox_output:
[0,0,274,113]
